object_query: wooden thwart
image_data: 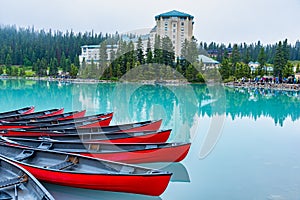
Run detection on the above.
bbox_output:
[49,156,79,170]
[0,174,28,189]
[88,144,100,151]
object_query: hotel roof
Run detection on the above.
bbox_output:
[155,10,194,20]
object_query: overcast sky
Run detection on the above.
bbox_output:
[1,0,299,45]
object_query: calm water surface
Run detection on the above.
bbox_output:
[1,79,300,200]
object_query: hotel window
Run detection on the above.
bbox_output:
[181,27,184,31]
[173,24,176,27]
[181,22,184,26]
[173,29,176,33]
[173,35,175,39]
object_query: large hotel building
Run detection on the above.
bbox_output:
[154,10,194,57]
[79,10,194,64]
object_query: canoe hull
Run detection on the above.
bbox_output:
[0,106,34,118]
[41,108,64,117]
[117,119,162,133]
[78,116,112,128]
[56,110,86,120]
[86,130,171,143]
[15,161,171,196]
[1,117,112,132]
[0,116,111,130]
[0,108,64,121]
[0,125,34,130]
[81,143,191,163]
[22,106,35,115]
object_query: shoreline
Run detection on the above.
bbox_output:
[225,81,300,92]
[2,76,300,92]
[0,76,190,85]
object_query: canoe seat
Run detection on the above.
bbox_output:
[0,174,28,189]
[49,156,79,170]
[38,142,53,150]
[14,150,34,161]
[120,166,134,174]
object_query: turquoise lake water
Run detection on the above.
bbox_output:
[1,79,300,200]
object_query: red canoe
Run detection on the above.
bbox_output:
[2,137,190,163]
[1,129,171,143]
[9,116,113,131]
[12,110,87,122]
[0,144,172,196]
[11,119,163,135]
[0,108,64,122]
[0,112,113,130]
[0,106,35,118]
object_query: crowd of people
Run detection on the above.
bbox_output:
[228,76,300,91]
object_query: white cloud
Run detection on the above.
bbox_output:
[0,0,299,44]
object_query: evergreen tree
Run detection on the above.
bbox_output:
[146,38,153,64]
[5,54,12,67]
[282,62,294,78]
[65,57,71,73]
[49,58,58,76]
[231,44,240,75]
[282,39,290,62]
[32,59,39,73]
[153,35,163,64]
[186,37,199,63]
[243,48,250,64]
[185,64,198,82]
[39,58,48,76]
[219,58,231,80]
[181,39,189,59]
[181,37,199,68]
[74,55,80,67]
[60,52,67,72]
[99,41,108,66]
[116,64,122,78]
[70,64,78,78]
[231,44,240,65]
[258,47,266,76]
[136,37,144,65]
[110,43,116,62]
[175,57,183,75]
[127,41,135,69]
[161,36,175,67]
[273,41,286,79]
